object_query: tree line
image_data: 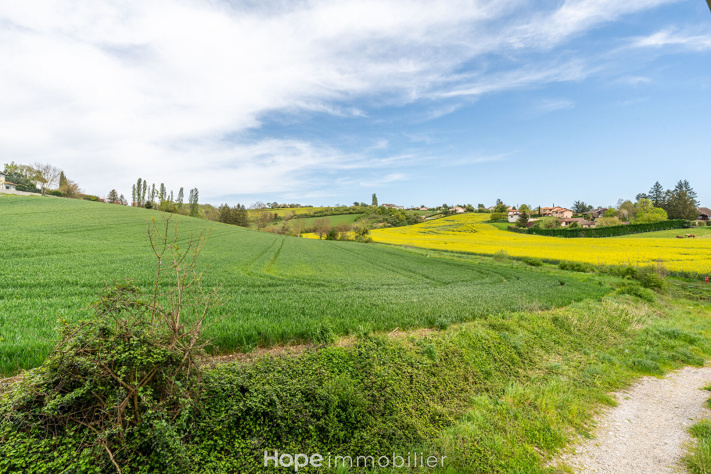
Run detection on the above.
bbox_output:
[117,177,200,217]
[3,161,101,200]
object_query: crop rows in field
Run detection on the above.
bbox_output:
[371,213,711,275]
[294,213,363,227]
[0,195,607,374]
[249,206,328,217]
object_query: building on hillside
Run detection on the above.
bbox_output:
[0,171,18,192]
[453,206,465,214]
[559,218,593,227]
[698,207,711,221]
[420,206,429,211]
[541,206,574,219]
[381,203,404,210]
[508,209,521,223]
[586,208,608,219]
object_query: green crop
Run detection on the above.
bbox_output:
[0,195,608,374]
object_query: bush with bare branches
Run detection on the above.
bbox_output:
[0,216,218,472]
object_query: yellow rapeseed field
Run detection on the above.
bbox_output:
[370,213,711,274]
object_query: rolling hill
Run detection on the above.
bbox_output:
[0,195,607,374]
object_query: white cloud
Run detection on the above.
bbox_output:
[618,76,652,86]
[0,0,682,201]
[536,98,576,113]
[632,29,711,51]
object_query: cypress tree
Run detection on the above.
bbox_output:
[648,181,665,208]
[177,188,184,210]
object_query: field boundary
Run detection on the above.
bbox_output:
[508,219,689,238]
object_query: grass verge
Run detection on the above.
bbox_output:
[2,284,710,473]
[684,385,711,474]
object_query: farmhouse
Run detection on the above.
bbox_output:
[586,208,608,219]
[0,171,18,192]
[382,203,404,210]
[508,210,521,222]
[453,206,465,214]
[698,207,711,221]
[558,218,595,228]
[541,206,574,219]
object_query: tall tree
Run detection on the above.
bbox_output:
[516,211,530,228]
[648,181,665,208]
[572,201,592,214]
[119,194,128,206]
[666,180,699,220]
[141,181,147,206]
[131,184,137,206]
[59,171,68,189]
[235,204,249,227]
[189,188,199,217]
[371,193,378,207]
[106,189,119,204]
[159,183,166,201]
[136,178,143,206]
[494,199,507,213]
[33,162,62,195]
[177,187,184,210]
[217,204,231,224]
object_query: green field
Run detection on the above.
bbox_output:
[615,226,711,239]
[0,195,609,374]
[249,206,327,217]
[294,213,363,228]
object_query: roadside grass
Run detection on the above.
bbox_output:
[3,286,710,472]
[408,291,711,473]
[684,384,711,474]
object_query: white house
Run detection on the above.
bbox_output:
[0,171,18,192]
[508,210,521,222]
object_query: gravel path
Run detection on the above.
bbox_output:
[559,366,711,473]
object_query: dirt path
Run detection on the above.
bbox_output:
[558,366,711,473]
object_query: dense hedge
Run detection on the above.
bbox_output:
[508,219,689,238]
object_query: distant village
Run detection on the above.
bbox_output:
[3,167,708,228]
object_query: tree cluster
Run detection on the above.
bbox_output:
[130,178,198,217]
[3,161,82,196]
[217,203,249,227]
[356,206,423,228]
[636,180,699,220]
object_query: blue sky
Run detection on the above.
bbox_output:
[0,0,709,208]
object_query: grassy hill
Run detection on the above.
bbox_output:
[0,195,607,374]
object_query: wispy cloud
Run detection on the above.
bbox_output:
[0,0,685,201]
[534,98,576,114]
[632,29,711,51]
[617,75,653,86]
